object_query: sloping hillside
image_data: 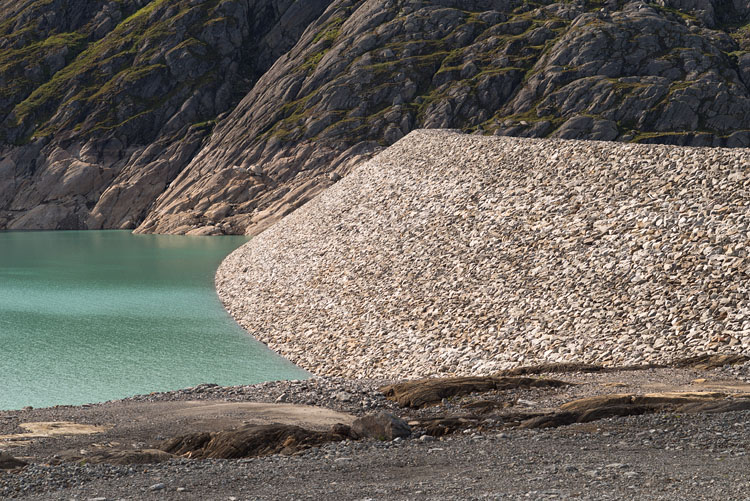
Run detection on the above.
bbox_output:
[2,0,750,233]
[0,0,331,230]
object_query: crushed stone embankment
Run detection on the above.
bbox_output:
[217,130,750,378]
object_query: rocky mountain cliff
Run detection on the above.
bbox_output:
[2,0,750,234]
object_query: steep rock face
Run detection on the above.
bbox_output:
[2,0,750,233]
[0,0,332,230]
[137,0,750,235]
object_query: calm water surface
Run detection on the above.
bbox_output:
[0,230,308,410]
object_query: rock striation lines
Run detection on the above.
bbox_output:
[217,130,750,379]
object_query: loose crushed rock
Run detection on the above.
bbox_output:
[716,360,750,383]
[16,364,738,424]
[217,130,750,379]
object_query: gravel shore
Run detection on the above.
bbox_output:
[217,130,750,379]
[2,364,749,500]
[4,409,750,500]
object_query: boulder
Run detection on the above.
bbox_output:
[351,412,411,440]
[0,452,27,470]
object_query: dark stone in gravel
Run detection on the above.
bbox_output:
[519,411,580,429]
[418,417,482,437]
[351,412,411,440]
[0,453,26,470]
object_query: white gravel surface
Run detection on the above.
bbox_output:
[217,130,750,378]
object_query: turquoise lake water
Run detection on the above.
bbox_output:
[0,230,308,410]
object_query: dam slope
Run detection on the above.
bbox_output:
[217,130,750,379]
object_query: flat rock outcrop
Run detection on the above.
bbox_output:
[519,391,750,428]
[381,376,569,408]
[160,423,354,459]
[217,130,750,378]
[3,0,750,233]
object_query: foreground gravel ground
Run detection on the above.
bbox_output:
[2,364,749,500]
[3,409,749,500]
[217,130,750,379]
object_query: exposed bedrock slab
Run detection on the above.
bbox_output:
[381,376,569,409]
[159,423,355,460]
[217,130,750,378]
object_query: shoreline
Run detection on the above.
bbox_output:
[0,229,298,412]
[1,359,749,499]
